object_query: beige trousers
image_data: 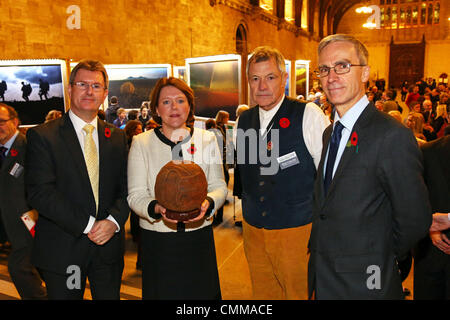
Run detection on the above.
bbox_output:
[242,220,311,300]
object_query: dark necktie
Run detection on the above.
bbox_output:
[324,121,344,194]
[0,146,7,168]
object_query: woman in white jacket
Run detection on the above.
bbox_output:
[127,77,227,300]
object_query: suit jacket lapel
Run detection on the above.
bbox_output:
[60,114,92,189]
[1,133,24,173]
[317,124,332,204]
[323,103,375,199]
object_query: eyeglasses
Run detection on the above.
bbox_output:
[72,81,106,91]
[314,62,366,78]
[0,118,13,126]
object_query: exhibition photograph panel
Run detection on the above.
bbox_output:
[186,54,241,121]
[104,64,172,109]
[0,59,68,125]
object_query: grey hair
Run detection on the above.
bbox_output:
[318,34,369,66]
[247,46,286,76]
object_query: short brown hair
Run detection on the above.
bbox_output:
[149,77,195,126]
[0,103,18,120]
[69,59,109,89]
[124,120,142,139]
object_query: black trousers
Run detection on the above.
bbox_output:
[141,225,221,300]
[38,248,124,300]
[414,237,450,299]
[8,245,46,300]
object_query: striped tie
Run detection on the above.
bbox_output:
[83,124,99,214]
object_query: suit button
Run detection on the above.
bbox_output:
[262,211,267,217]
[320,214,326,220]
[259,181,265,186]
[260,196,265,202]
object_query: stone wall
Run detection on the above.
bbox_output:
[0,0,321,102]
[0,0,318,66]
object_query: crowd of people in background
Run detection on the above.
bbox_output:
[304,77,449,147]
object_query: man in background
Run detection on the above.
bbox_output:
[0,103,46,299]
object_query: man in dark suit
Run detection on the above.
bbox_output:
[414,135,450,299]
[235,46,329,299]
[0,103,46,299]
[25,60,129,299]
[307,34,431,299]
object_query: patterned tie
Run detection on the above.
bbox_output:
[0,146,7,168]
[83,124,99,214]
[324,121,344,194]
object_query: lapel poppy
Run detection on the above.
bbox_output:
[279,117,290,128]
[346,131,359,153]
[187,143,196,155]
[350,131,358,146]
[10,148,18,157]
[105,127,111,138]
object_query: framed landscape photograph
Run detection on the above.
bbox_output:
[104,64,171,109]
[186,54,241,121]
[0,59,68,125]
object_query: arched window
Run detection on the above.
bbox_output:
[420,3,426,24]
[301,0,308,29]
[412,6,418,25]
[285,0,294,23]
[392,6,398,28]
[433,2,440,24]
[260,0,273,14]
[236,24,247,55]
[427,3,433,24]
[378,0,440,29]
[406,6,412,25]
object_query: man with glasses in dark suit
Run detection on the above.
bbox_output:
[26,60,129,299]
[308,34,431,299]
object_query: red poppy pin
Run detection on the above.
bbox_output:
[346,131,359,153]
[10,149,18,157]
[187,143,196,155]
[279,117,290,129]
[105,127,111,138]
[267,141,272,151]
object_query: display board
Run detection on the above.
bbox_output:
[0,59,68,125]
[104,64,171,109]
[186,54,241,121]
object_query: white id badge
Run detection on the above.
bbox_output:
[9,162,24,178]
[277,151,300,170]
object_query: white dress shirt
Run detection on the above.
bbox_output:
[68,110,120,234]
[234,95,330,169]
[324,95,369,178]
[1,130,19,154]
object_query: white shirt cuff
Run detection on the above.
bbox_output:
[83,215,120,234]
[107,215,120,232]
[83,216,96,234]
